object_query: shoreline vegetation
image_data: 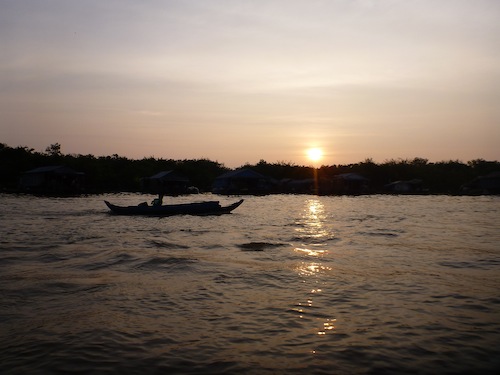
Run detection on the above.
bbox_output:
[1,143,499,195]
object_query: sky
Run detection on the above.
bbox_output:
[1,0,499,167]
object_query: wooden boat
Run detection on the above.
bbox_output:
[104,199,244,216]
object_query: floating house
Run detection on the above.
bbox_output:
[212,168,272,195]
[385,179,424,194]
[331,173,369,195]
[140,170,193,195]
[19,165,85,195]
[279,178,334,195]
[460,171,500,195]
[280,178,316,194]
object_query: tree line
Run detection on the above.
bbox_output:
[0,143,228,193]
[1,142,499,194]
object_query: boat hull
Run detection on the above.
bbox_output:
[104,199,243,216]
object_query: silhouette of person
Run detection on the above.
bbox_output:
[152,192,164,206]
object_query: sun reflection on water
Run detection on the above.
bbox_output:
[295,262,332,277]
[294,247,327,257]
[293,199,338,345]
[292,294,337,337]
[301,199,327,236]
[294,198,333,244]
[294,198,332,276]
[318,319,337,335]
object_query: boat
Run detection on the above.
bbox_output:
[104,199,244,216]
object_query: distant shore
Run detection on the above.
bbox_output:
[1,143,499,196]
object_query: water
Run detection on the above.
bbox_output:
[1,193,499,374]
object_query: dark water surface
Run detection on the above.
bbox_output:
[1,193,499,374]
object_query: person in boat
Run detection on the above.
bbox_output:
[151,193,164,206]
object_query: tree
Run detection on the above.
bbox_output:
[45,143,62,156]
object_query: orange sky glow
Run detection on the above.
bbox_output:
[1,0,499,167]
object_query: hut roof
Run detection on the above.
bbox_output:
[24,166,83,175]
[334,173,369,181]
[216,168,266,180]
[148,170,189,182]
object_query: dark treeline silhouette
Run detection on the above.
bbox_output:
[249,157,500,194]
[1,142,499,194]
[0,143,229,193]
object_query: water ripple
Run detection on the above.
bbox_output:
[237,241,286,251]
[135,256,198,272]
[1,193,499,374]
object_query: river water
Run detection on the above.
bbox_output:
[1,193,499,374]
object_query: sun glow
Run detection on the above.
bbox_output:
[306,148,323,163]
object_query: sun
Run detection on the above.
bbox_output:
[306,148,323,163]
